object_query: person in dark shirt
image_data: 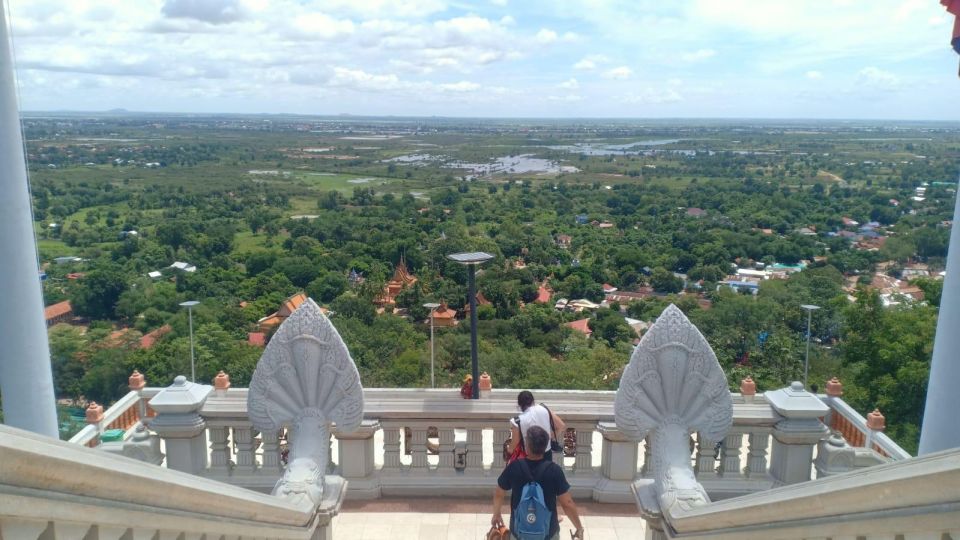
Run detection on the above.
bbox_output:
[492,425,584,540]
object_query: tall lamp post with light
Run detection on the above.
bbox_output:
[447,251,494,399]
[423,302,440,388]
[800,304,820,389]
[180,300,200,382]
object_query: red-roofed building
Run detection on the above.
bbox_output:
[140,325,172,349]
[602,283,618,294]
[534,286,551,304]
[376,256,418,306]
[430,301,458,327]
[248,332,266,347]
[258,292,311,332]
[565,318,593,337]
[44,300,72,327]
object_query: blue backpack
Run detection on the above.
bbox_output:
[512,460,552,540]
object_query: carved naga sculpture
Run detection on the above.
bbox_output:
[614,304,732,515]
[248,298,363,506]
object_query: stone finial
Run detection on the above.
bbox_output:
[128,369,146,391]
[214,370,231,391]
[825,377,843,397]
[740,377,756,396]
[85,402,104,424]
[248,297,363,506]
[479,372,492,391]
[867,408,886,431]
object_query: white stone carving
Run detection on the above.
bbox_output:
[248,298,363,505]
[614,304,732,515]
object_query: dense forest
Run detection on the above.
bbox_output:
[22,115,960,453]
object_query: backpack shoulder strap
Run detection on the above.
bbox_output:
[517,458,534,483]
[541,403,558,439]
[530,459,550,483]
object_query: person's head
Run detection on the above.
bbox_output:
[526,425,549,456]
[517,390,535,411]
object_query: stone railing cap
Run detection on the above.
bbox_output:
[148,375,213,413]
[764,381,829,418]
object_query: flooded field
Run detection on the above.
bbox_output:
[384,153,577,176]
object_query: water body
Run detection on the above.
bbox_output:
[547,139,682,155]
[384,153,577,175]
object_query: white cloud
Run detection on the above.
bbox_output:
[603,66,633,79]
[314,0,447,19]
[491,0,508,5]
[161,0,248,25]
[806,70,823,80]
[557,78,579,89]
[548,94,582,102]
[291,12,355,40]
[680,48,716,62]
[536,28,558,44]
[573,54,609,70]
[856,66,900,90]
[620,88,683,104]
[438,80,480,92]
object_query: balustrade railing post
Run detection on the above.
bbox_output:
[594,422,638,503]
[382,425,402,471]
[260,429,283,474]
[437,426,456,470]
[410,426,429,471]
[207,425,232,476]
[336,420,381,498]
[695,434,718,479]
[466,426,483,471]
[766,382,830,486]
[720,431,744,478]
[233,426,260,476]
[573,424,594,473]
[148,376,212,474]
[745,429,770,478]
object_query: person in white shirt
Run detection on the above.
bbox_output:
[505,390,566,462]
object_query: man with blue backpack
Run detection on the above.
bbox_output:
[492,425,584,540]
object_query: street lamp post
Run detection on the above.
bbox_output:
[447,251,494,399]
[800,304,820,389]
[423,302,440,389]
[180,300,200,382]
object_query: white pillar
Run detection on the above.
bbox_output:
[920,174,960,454]
[0,0,59,437]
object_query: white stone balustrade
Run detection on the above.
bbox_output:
[0,423,337,540]
[656,446,960,540]
[81,382,909,506]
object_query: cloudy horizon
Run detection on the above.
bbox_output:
[7,0,960,120]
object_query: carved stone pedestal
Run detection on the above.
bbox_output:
[148,376,213,475]
[594,422,639,503]
[765,382,829,486]
[336,420,381,499]
[310,476,348,540]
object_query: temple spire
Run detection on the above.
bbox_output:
[0,0,59,437]
[919,172,960,454]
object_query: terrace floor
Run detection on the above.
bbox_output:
[338,498,646,539]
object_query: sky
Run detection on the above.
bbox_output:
[6,0,960,119]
